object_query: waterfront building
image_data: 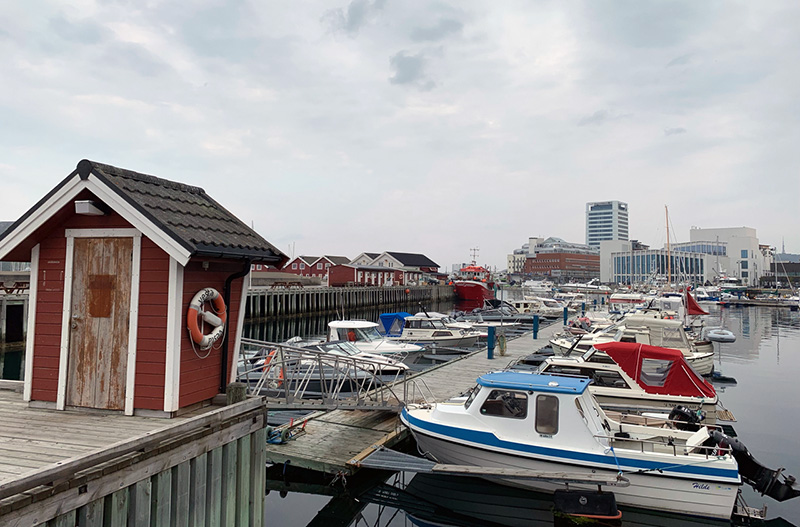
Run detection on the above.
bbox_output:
[523,237,600,281]
[688,227,770,287]
[601,240,714,286]
[282,255,350,279]
[600,226,771,287]
[328,264,421,287]
[0,159,287,415]
[586,200,629,248]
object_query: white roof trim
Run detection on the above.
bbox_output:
[0,173,193,266]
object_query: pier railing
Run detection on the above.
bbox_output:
[238,338,408,411]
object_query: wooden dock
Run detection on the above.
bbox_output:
[245,284,455,319]
[263,321,563,475]
[0,392,268,526]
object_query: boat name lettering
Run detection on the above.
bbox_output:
[539,434,553,439]
[692,482,710,490]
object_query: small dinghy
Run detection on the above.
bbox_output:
[703,328,736,343]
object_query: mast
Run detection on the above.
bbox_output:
[665,205,671,288]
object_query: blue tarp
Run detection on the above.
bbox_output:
[378,312,412,336]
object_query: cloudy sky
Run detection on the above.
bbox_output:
[2,1,798,271]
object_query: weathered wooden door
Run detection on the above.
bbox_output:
[66,237,132,410]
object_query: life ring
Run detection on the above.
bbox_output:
[187,288,227,350]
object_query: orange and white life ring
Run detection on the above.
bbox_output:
[187,288,227,350]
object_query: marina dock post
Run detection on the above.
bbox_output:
[533,315,539,339]
[487,326,495,359]
[563,307,568,325]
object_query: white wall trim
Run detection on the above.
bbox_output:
[65,228,139,238]
[0,173,192,266]
[164,258,184,412]
[231,273,250,384]
[124,233,142,416]
[0,177,84,261]
[56,237,76,410]
[23,244,40,402]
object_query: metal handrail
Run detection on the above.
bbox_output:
[238,339,407,410]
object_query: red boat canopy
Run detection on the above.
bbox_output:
[594,342,716,399]
[685,290,709,316]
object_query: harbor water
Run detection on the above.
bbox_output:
[261,303,800,526]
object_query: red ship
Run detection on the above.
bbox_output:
[452,263,495,305]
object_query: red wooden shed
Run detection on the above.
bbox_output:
[0,160,287,416]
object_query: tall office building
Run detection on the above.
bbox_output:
[586,201,629,248]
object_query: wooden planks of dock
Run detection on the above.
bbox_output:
[264,321,564,475]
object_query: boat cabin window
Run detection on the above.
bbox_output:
[639,358,673,387]
[464,385,480,409]
[479,390,528,419]
[535,395,559,435]
[432,331,454,337]
[592,370,629,388]
[661,328,685,348]
[583,351,617,364]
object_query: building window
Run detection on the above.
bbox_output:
[741,249,748,258]
[300,263,305,270]
[317,263,323,270]
[741,261,748,270]
[292,263,297,269]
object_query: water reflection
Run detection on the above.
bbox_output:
[264,305,800,525]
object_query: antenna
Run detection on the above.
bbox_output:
[470,247,479,265]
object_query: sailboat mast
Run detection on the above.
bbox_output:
[666,205,671,288]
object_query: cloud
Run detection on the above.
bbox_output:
[49,14,108,45]
[664,127,687,136]
[324,0,386,36]
[577,110,630,126]
[666,53,693,67]
[388,50,435,90]
[410,18,463,42]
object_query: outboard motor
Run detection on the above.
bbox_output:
[668,405,704,432]
[710,430,800,503]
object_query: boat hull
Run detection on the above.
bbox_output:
[406,422,738,520]
[453,281,494,302]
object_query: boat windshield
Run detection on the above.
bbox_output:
[464,385,481,409]
[318,341,361,357]
[358,326,384,342]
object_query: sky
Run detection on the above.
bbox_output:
[2,1,799,272]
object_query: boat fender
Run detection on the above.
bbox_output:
[187,288,227,350]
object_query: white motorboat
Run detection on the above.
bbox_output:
[411,311,488,337]
[327,320,424,362]
[379,312,480,348]
[509,297,567,318]
[401,370,800,520]
[523,341,721,422]
[549,315,715,376]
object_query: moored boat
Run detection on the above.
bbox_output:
[379,312,480,348]
[521,341,721,422]
[401,370,800,520]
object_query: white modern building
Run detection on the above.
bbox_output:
[599,226,771,287]
[688,227,771,286]
[586,201,629,248]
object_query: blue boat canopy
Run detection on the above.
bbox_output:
[378,312,412,337]
[477,372,590,395]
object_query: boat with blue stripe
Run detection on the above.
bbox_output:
[401,370,797,520]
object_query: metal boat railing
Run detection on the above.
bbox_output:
[238,338,407,411]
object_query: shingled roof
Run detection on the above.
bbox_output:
[0,159,288,267]
[385,252,439,268]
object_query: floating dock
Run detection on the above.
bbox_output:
[263,321,563,475]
